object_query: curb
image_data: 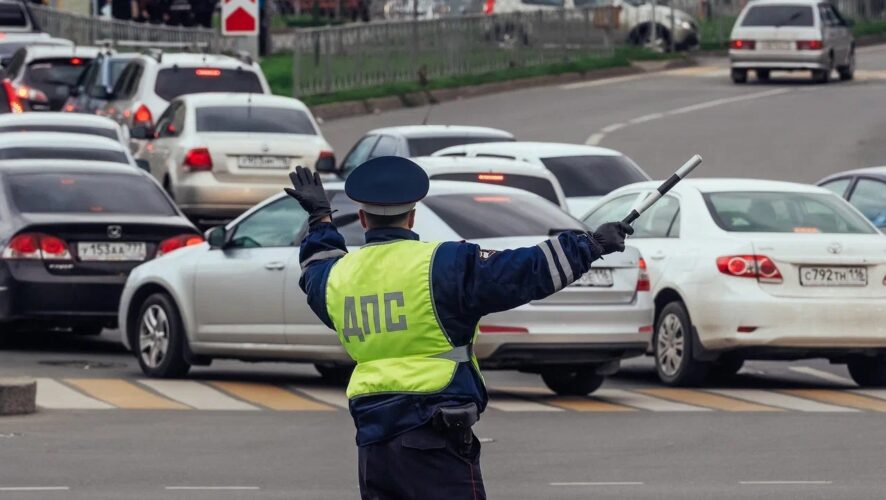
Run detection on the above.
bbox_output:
[0,377,37,416]
[311,57,696,122]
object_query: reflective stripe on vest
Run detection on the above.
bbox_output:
[325,240,474,399]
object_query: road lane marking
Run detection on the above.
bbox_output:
[662,65,722,77]
[165,486,261,490]
[740,481,832,485]
[0,487,70,491]
[560,73,648,90]
[708,389,858,413]
[594,388,710,412]
[65,379,187,410]
[546,396,635,412]
[782,390,886,412]
[638,389,781,412]
[550,482,644,486]
[788,367,856,386]
[211,382,334,411]
[629,112,664,124]
[138,380,259,411]
[586,133,606,145]
[601,123,626,133]
[486,392,564,412]
[35,378,112,410]
[294,386,350,409]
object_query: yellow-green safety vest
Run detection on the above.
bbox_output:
[326,240,481,400]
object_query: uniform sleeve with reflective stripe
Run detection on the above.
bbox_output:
[298,222,347,330]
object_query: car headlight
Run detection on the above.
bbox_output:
[680,20,692,30]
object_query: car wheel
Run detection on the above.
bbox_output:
[540,367,605,396]
[731,69,748,84]
[837,50,855,81]
[756,69,770,82]
[812,68,830,84]
[315,364,354,385]
[847,357,886,387]
[654,301,709,386]
[709,356,744,379]
[136,293,190,378]
[70,323,104,336]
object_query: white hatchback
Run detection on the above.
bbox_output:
[583,179,886,387]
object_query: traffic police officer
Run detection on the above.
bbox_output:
[286,157,632,500]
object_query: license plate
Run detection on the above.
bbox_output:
[238,156,290,169]
[572,268,613,287]
[800,266,867,287]
[77,242,147,262]
[758,40,794,51]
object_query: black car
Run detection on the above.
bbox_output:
[818,166,886,231]
[3,45,100,111]
[0,161,201,334]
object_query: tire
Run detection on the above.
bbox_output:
[731,68,748,84]
[847,358,886,387]
[135,293,190,378]
[315,364,354,385]
[838,50,855,81]
[654,301,709,386]
[812,68,830,84]
[70,323,104,336]
[756,69,770,82]
[541,367,605,396]
[709,356,744,379]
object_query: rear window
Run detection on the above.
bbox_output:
[0,125,118,141]
[7,173,176,215]
[704,191,875,234]
[407,136,514,157]
[0,3,27,27]
[423,193,583,239]
[24,58,92,88]
[0,147,128,163]
[430,172,560,205]
[540,155,647,197]
[196,106,316,134]
[741,5,815,26]
[154,68,264,101]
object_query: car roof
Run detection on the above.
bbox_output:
[615,178,834,195]
[365,125,514,139]
[440,141,625,158]
[411,156,551,176]
[819,166,886,181]
[145,52,256,69]
[22,45,103,59]
[0,112,120,130]
[0,132,126,150]
[178,92,310,110]
[744,0,818,5]
[0,159,139,174]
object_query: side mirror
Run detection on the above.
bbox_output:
[130,124,155,140]
[206,226,227,249]
[135,159,150,172]
[315,152,339,174]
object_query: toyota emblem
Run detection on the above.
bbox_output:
[827,242,842,254]
[107,225,123,239]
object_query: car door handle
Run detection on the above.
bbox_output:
[264,262,286,271]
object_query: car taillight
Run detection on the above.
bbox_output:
[479,325,529,334]
[796,40,823,50]
[157,234,204,257]
[636,257,651,292]
[1,233,72,260]
[14,84,48,103]
[70,57,82,65]
[717,255,783,284]
[316,150,336,171]
[477,173,505,182]
[730,39,755,50]
[184,148,212,171]
[2,79,22,113]
[133,104,152,126]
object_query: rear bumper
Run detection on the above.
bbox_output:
[173,172,286,219]
[730,49,829,70]
[480,342,647,369]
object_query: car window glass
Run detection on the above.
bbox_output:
[0,147,128,163]
[668,209,681,237]
[848,179,886,227]
[582,194,637,230]
[0,83,10,113]
[521,0,564,6]
[819,178,851,197]
[195,106,316,134]
[741,5,814,27]
[155,104,178,138]
[541,155,648,197]
[818,5,836,26]
[76,60,98,91]
[829,5,848,26]
[407,136,514,156]
[369,135,399,158]
[342,135,379,176]
[632,195,679,238]
[230,197,309,248]
[154,68,263,101]
[8,172,175,215]
[0,125,118,140]
[0,4,27,27]
[329,191,365,246]
[430,172,560,205]
[24,58,92,92]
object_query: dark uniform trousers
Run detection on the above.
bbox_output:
[358,423,486,500]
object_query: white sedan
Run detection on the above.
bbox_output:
[583,179,886,387]
[0,112,129,145]
[119,181,653,395]
[0,131,137,166]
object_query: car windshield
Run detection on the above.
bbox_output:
[704,191,875,234]
[408,136,514,156]
[154,68,264,101]
[429,172,560,205]
[196,106,317,134]
[0,3,27,27]
[540,155,647,197]
[423,193,583,239]
[7,172,176,215]
[741,5,814,27]
[0,125,118,141]
[0,147,127,163]
[108,59,130,85]
[24,58,93,88]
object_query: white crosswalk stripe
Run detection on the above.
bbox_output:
[708,389,858,412]
[594,388,711,412]
[850,389,886,401]
[138,380,259,411]
[487,396,564,412]
[35,378,112,410]
[295,387,350,409]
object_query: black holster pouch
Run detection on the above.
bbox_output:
[432,403,479,456]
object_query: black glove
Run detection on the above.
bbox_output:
[284,166,334,226]
[592,222,634,254]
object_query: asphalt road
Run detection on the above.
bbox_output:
[3,49,886,499]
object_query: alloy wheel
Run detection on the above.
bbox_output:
[139,305,170,369]
[657,313,685,377]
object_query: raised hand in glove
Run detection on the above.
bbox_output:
[592,222,634,254]
[284,166,334,226]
